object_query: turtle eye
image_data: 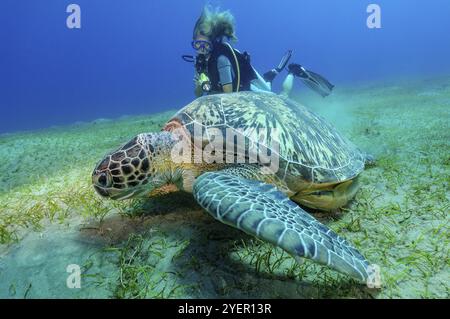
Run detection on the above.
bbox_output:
[94,171,112,188]
[98,173,107,186]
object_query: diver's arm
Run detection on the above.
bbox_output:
[194,84,203,97]
[194,73,203,97]
[218,55,233,93]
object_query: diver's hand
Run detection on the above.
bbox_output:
[194,73,203,97]
[193,73,203,87]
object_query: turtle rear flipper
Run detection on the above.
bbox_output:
[193,168,371,283]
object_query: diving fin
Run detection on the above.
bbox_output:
[263,50,293,83]
[288,63,334,97]
[276,49,293,72]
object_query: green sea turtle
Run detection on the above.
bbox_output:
[92,91,374,283]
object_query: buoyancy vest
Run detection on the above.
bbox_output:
[207,42,258,93]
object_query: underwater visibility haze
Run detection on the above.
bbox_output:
[0,0,449,299]
[2,0,450,133]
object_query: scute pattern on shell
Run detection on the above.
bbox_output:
[170,91,365,184]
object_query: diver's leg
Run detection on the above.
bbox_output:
[287,63,334,97]
[250,70,272,92]
[280,73,294,98]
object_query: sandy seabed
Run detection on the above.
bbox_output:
[0,76,449,298]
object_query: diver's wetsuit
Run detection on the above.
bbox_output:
[198,42,333,98]
[196,41,299,97]
[216,55,272,93]
[202,41,272,94]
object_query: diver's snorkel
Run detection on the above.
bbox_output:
[182,54,211,93]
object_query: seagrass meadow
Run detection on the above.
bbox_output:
[0,76,448,298]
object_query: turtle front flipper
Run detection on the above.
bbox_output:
[193,169,371,283]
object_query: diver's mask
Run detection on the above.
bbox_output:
[191,40,213,54]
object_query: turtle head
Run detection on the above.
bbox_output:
[92,133,167,200]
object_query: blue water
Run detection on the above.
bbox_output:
[1,0,450,134]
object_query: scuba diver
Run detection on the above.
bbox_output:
[183,6,335,98]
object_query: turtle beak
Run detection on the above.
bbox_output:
[93,185,110,197]
[93,183,136,200]
[110,190,137,200]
